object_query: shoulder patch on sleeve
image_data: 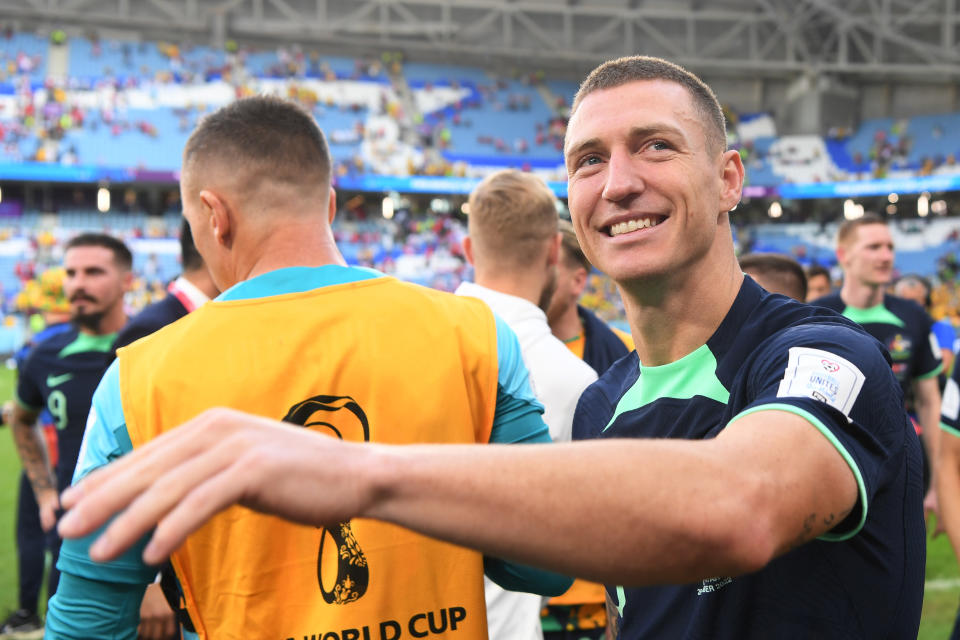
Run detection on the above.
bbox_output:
[777,347,866,417]
[944,378,960,422]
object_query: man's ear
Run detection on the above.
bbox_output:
[718,149,745,216]
[328,186,337,225]
[546,232,561,267]
[122,269,134,293]
[199,189,232,248]
[572,266,589,297]
[463,236,475,266]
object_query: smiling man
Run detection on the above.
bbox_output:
[58,58,924,639]
[10,233,131,619]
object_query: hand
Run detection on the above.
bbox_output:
[925,487,945,538]
[58,408,377,565]
[137,582,177,640]
[38,488,60,532]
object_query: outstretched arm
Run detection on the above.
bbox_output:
[60,406,856,586]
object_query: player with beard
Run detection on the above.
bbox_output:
[456,169,597,640]
[9,233,131,614]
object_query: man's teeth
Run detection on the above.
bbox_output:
[610,218,661,236]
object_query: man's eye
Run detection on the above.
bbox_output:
[650,140,671,151]
[579,155,601,167]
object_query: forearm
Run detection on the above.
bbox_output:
[60,409,853,586]
[11,417,56,498]
[916,391,942,479]
[367,439,776,586]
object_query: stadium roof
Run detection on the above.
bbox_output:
[0,0,957,81]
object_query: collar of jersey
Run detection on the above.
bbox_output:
[58,330,117,357]
[216,265,384,302]
[841,298,906,328]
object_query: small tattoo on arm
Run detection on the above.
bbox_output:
[791,512,817,549]
[12,421,55,494]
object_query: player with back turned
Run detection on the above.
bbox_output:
[46,96,570,639]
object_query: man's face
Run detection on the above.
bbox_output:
[894,281,927,308]
[806,274,832,302]
[840,224,894,287]
[564,79,735,284]
[63,246,128,331]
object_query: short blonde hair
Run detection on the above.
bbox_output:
[467,170,558,270]
[836,213,887,248]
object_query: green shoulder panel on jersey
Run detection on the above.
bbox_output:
[58,332,117,358]
[840,304,906,329]
[603,344,730,432]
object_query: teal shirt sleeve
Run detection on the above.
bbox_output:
[44,573,144,640]
[483,315,572,596]
[48,361,159,635]
[489,314,550,445]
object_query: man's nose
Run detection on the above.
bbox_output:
[601,148,644,203]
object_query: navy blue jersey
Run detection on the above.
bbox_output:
[112,294,188,355]
[813,292,942,402]
[573,278,923,639]
[16,328,116,491]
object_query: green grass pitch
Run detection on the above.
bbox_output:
[0,364,957,635]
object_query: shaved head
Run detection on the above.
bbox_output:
[182,96,332,213]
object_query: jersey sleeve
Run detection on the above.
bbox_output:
[933,320,956,356]
[45,572,144,640]
[941,361,960,438]
[727,322,909,541]
[915,307,944,380]
[490,314,549,445]
[15,346,44,411]
[49,361,159,636]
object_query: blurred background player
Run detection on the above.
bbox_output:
[457,169,596,640]
[805,265,834,302]
[546,219,633,376]
[8,233,131,635]
[738,252,808,302]
[895,274,957,377]
[814,214,943,509]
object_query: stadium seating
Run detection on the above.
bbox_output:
[1,30,960,188]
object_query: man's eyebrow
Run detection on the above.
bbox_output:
[564,137,602,164]
[565,124,690,163]
[626,124,687,143]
